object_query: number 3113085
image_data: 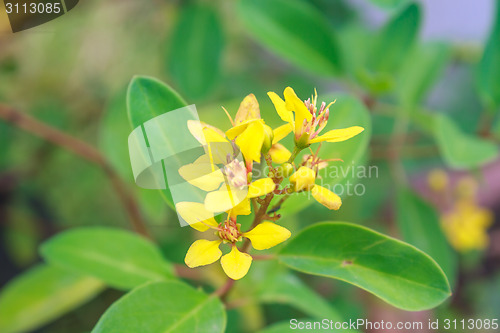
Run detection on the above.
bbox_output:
[5,2,62,14]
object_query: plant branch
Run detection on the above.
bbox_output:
[0,104,151,238]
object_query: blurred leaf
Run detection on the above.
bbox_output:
[40,227,175,290]
[477,0,500,111]
[369,3,421,75]
[433,114,498,169]
[281,94,371,216]
[279,222,451,311]
[92,281,226,333]
[168,4,224,100]
[4,208,39,267]
[127,76,188,207]
[369,0,410,9]
[397,43,450,105]
[257,270,344,322]
[0,264,104,333]
[100,89,132,180]
[0,122,12,167]
[396,188,457,287]
[238,0,341,76]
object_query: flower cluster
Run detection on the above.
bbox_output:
[428,170,493,252]
[176,87,364,279]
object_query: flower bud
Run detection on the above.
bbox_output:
[261,124,274,154]
[311,185,341,210]
[290,166,315,192]
[277,162,294,178]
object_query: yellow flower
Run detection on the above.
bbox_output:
[182,216,291,280]
[268,87,364,148]
[290,166,316,191]
[441,199,493,252]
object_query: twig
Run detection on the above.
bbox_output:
[213,278,235,301]
[0,104,151,238]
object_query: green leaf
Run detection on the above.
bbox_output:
[127,76,188,127]
[281,94,371,216]
[369,0,410,9]
[433,114,498,169]
[168,4,224,99]
[279,222,451,311]
[92,281,226,333]
[396,188,457,288]
[369,3,421,75]
[0,264,104,333]
[397,43,450,105]
[477,0,500,110]
[127,76,188,207]
[257,269,341,321]
[238,0,341,76]
[40,227,175,290]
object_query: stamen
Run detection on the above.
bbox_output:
[222,106,235,126]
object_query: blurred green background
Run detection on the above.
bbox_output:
[1,0,500,332]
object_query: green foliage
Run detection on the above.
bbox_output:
[359,3,421,94]
[238,0,342,76]
[433,114,498,169]
[256,268,344,323]
[397,43,450,105]
[168,4,224,100]
[396,188,457,287]
[127,76,188,207]
[40,227,174,290]
[279,222,451,311]
[92,281,226,333]
[477,0,500,111]
[127,76,188,127]
[368,0,410,9]
[0,264,105,333]
[369,3,421,74]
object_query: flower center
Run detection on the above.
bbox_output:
[302,96,332,140]
[218,219,242,243]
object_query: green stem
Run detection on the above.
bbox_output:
[287,147,301,164]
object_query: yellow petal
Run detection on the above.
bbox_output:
[220,246,252,280]
[205,185,248,213]
[248,178,275,198]
[225,119,259,140]
[235,121,265,163]
[175,202,219,232]
[244,221,291,250]
[187,120,227,145]
[290,166,315,191]
[185,239,222,268]
[267,91,294,124]
[311,185,342,210]
[178,155,224,192]
[283,87,312,134]
[269,143,291,164]
[309,126,364,144]
[229,198,252,217]
[235,94,261,124]
[272,123,293,144]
